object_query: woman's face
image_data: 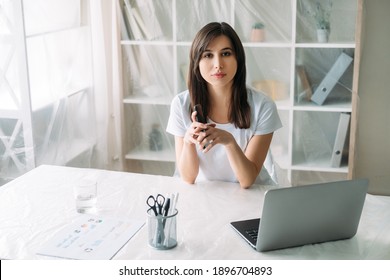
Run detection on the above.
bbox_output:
[198,35,237,91]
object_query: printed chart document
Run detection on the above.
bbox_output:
[37,215,144,260]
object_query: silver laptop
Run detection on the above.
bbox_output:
[231,179,368,252]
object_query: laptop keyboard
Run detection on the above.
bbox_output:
[246,228,259,242]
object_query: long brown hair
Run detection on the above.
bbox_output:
[188,22,250,128]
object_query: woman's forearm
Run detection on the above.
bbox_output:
[176,140,199,184]
[225,142,260,188]
[225,134,273,188]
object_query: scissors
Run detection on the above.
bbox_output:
[146,194,165,216]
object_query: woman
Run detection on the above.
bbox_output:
[166,22,282,188]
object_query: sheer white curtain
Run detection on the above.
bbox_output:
[89,0,123,171]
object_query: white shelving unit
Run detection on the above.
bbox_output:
[116,0,363,184]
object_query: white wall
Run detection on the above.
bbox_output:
[355,0,390,195]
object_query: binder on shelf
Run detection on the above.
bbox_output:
[123,0,143,40]
[123,0,162,41]
[296,65,312,102]
[137,0,163,40]
[120,4,130,40]
[311,52,353,105]
[331,112,350,167]
[131,5,153,40]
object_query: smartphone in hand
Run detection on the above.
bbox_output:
[194,104,206,124]
[194,104,209,148]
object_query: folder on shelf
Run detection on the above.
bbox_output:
[120,5,130,40]
[296,65,312,101]
[331,112,350,167]
[131,4,153,40]
[311,52,353,105]
[123,0,143,40]
[123,0,162,41]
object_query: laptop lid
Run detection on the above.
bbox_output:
[231,179,368,252]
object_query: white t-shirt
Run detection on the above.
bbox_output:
[166,87,282,185]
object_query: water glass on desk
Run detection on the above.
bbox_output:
[73,180,97,213]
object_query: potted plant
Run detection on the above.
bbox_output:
[305,0,332,43]
[250,22,265,42]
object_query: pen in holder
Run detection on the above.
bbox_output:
[147,208,178,250]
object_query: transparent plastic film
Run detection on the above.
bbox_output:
[176,45,191,93]
[176,0,232,42]
[122,44,174,103]
[26,17,96,167]
[119,0,172,41]
[296,0,357,43]
[269,110,290,186]
[124,104,175,176]
[31,89,96,167]
[235,0,292,43]
[27,27,93,110]
[1,0,30,183]
[23,0,81,37]
[0,0,97,185]
[235,0,292,105]
[0,1,22,112]
[0,119,30,183]
[293,111,332,164]
[295,48,354,106]
[116,0,362,185]
[247,47,291,103]
[293,111,350,171]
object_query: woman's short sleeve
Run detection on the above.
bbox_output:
[166,91,191,137]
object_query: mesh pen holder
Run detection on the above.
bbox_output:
[147,208,178,250]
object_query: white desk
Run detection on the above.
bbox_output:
[0,165,389,260]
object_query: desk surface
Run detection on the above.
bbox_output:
[0,165,389,260]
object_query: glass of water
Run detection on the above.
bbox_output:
[74,180,97,213]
